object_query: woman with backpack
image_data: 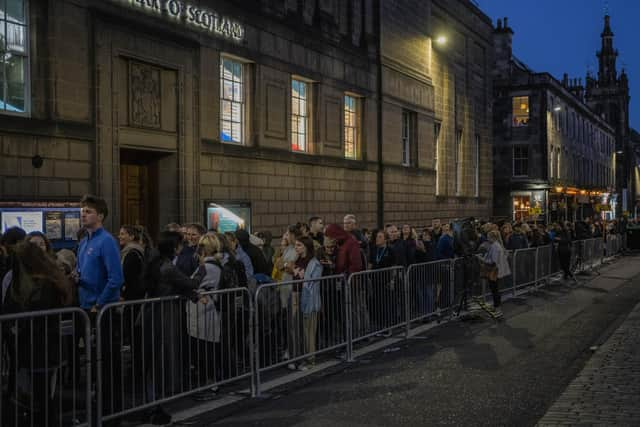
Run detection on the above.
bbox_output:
[188,234,224,400]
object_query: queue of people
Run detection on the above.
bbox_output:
[0,193,632,426]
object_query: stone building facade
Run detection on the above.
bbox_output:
[492,18,616,223]
[380,0,494,226]
[585,14,634,217]
[0,0,493,238]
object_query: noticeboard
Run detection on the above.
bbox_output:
[204,201,251,233]
[0,201,81,249]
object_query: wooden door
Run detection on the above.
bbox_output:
[120,164,147,227]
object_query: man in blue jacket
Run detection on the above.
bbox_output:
[77,195,123,311]
[77,194,124,415]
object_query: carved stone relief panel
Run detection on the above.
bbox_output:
[130,61,162,129]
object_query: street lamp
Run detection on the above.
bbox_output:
[435,35,447,46]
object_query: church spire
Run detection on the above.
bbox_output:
[597,14,618,85]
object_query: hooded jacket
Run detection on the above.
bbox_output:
[324,224,362,275]
[235,229,270,275]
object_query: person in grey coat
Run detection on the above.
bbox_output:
[187,234,224,399]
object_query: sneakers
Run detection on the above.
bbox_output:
[287,362,297,371]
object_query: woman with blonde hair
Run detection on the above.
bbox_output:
[188,233,224,399]
[480,230,511,317]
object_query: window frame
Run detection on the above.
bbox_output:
[434,122,441,196]
[401,110,416,167]
[455,129,463,195]
[219,55,247,145]
[0,0,30,116]
[512,145,529,177]
[343,93,361,160]
[511,96,530,127]
[291,77,312,153]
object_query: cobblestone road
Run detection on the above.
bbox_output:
[538,300,640,426]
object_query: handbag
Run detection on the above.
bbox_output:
[481,263,498,281]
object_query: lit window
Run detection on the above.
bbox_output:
[512,96,529,127]
[401,110,415,166]
[513,145,529,177]
[344,94,360,159]
[291,79,309,152]
[220,56,245,144]
[0,0,28,114]
[513,195,531,222]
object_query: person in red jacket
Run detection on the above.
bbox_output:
[324,224,366,343]
[324,224,363,276]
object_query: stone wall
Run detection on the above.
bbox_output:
[0,134,92,199]
[201,154,377,233]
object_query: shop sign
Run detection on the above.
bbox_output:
[120,0,245,41]
[595,204,612,212]
[528,207,542,216]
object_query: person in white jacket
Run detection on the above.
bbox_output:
[482,230,511,317]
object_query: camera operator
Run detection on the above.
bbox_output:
[555,222,572,280]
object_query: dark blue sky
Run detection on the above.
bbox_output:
[477,0,639,129]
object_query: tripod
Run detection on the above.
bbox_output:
[453,255,502,321]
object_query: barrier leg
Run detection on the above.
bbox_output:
[345,279,353,362]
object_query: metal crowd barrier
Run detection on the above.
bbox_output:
[406,259,454,324]
[346,267,406,349]
[0,307,92,427]
[8,234,629,425]
[605,234,621,260]
[254,275,345,395]
[95,288,254,426]
[535,245,552,287]
[512,248,537,294]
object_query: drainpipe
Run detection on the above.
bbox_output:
[376,0,384,228]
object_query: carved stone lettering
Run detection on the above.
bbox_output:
[130,61,161,129]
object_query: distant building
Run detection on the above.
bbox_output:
[492,17,616,223]
[585,14,634,218]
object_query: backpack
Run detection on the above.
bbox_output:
[205,258,240,291]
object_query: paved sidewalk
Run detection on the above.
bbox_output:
[538,300,640,426]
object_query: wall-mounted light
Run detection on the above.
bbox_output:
[435,35,447,46]
[553,106,562,112]
[555,186,564,193]
[616,150,623,154]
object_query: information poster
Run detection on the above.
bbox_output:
[1,211,43,234]
[0,202,81,249]
[45,211,63,240]
[64,211,81,240]
[205,202,251,233]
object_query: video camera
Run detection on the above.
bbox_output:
[452,217,479,257]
